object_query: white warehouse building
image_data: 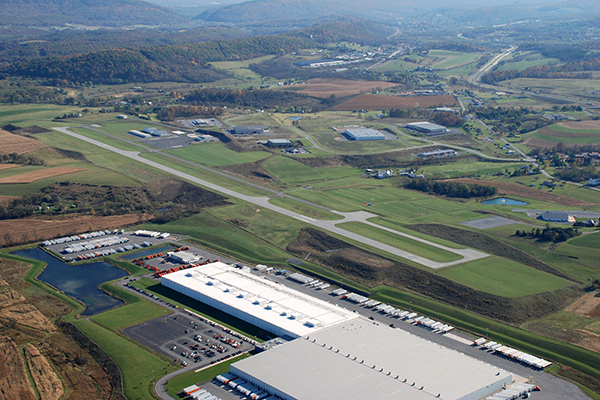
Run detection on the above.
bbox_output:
[230,319,514,400]
[161,262,358,338]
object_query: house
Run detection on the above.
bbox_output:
[374,170,393,179]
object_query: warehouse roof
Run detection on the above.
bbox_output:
[232,319,513,400]
[406,122,448,132]
[344,128,385,139]
[162,262,358,337]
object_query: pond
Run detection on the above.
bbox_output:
[481,197,529,206]
[119,245,176,260]
[12,247,128,316]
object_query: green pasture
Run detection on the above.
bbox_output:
[267,196,344,220]
[210,55,276,70]
[226,113,279,127]
[261,155,360,184]
[524,311,600,337]
[164,354,251,396]
[286,188,364,212]
[436,63,478,78]
[369,218,466,249]
[568,233,600,249]
[527,127,600,145]
[0,103,85,125]
[498,53,560,71]
[372,59,418,73]
[92,120,164,138]
[420,160,526,178]
[436,256,574,297]
[498,78,600,92]
[338,221,462,263]
[166,142,271,166]
[427,50,480,70]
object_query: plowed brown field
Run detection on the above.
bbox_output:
[295,78,399,97]
[450,178,594,206]
[332,94,458,110]
[558,120,600,130]
[0,129,48,155]
[0,164,21,171]
[0,167,86,184]
[0,214,153,248]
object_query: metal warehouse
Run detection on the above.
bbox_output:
[406,122,448,134]
[230,319,514,400]
[161,262,359,338]
[231,126,268,135]
[168,251,201,264]
[343,128,385,141]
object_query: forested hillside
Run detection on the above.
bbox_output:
[0,0,185,26]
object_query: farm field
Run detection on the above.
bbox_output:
[497,78,600,92]
[426,50,480,70]
[166,142,271,166]
[293,78,398,97]
[0,104,87,125]
[332,94,458,110]
[372,59,419,73]
[337,221,462,263]
[498,53,561,71]
[525,121,600,145]
[0,166,86,184]
[436,256,574,297]
[0,128,49,155]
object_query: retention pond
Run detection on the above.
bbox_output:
[12,247,127,316]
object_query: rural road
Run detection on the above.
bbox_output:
[53,126,489,268]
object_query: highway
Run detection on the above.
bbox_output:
[53,126,489,268]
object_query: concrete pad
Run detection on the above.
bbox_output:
[460,216,519,229]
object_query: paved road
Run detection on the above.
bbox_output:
[53,127,489,269]
[468,45,517,86]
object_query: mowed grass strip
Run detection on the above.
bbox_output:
[268,197,344,220]
[436,256,574,297]
[167,143,270,166]
[337,221,462,263]
[72,318,176,400]
[92,283,172,331]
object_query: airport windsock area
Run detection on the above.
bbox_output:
[163,262,514,400]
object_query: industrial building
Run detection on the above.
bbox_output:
[161,262,359,338]
[128,130,151,138]
[343,128,385,141]
[230,319,514,400]
[406,122,448,135]
[231,126,269,135]
[540,211,576,223]
[142,127,169,137]
[266,139,292,148]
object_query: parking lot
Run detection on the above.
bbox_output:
[121,284,255,371]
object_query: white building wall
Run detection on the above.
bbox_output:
[230,365,296,400]
[457,375,513,400]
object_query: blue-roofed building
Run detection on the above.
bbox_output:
[343,128,385,141]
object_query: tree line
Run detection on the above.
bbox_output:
[515,226,581,243]
[405,178,497,198]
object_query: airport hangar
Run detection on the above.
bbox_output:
[162,262,514,400]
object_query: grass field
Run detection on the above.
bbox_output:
[498,53,560,71]
[568,233,600,249]
[167,143,271,166]
[261,155,360,184]
[71,127,146,151]
[526,125,600,145]
[140,152,273,197]
[338,221,462,263]
[210,55,275,81]
[436,256,574,297]
[73,318,176,400]
[498,78,600,92]
[267,197,344,220]
[370,59,417,73]
[92,283,172,331]
[426,50,480,70]
[0,104,87,125]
